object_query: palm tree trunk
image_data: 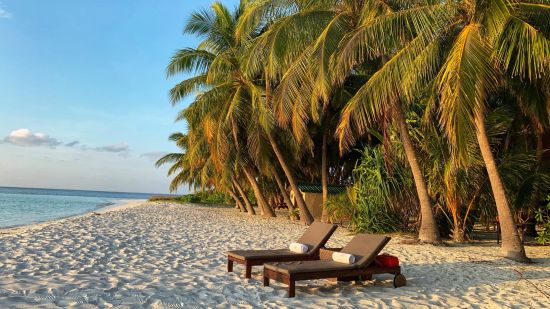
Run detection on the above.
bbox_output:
[474,111,529,262]
[394,106,440,244]
[266,131,314,225]
[449,199,465,242]
[232,177,255,215]
[243,166,276,217]
[269,195,276,210]
[536,130,543,163]
[264,73,313,224]
[321,127,330,222]
[273,172,296,212]
[228,187,246,212]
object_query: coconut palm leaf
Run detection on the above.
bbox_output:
[436,24,498,162]
[166,48,216,77]
[494,14,550,80]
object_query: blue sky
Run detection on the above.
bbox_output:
[0,0,239,193]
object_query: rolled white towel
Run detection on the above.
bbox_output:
[332,252,356,264]
[289,242,309,253]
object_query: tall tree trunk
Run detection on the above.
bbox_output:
[269,195,276,210]
[266,131,314,225]
[264,72,313,224]
[474,111,529,262]
[536,130,543,163]
[321,127,330,222]
[448,198,465,242]
[228,187,246,212]
[243,166,276,217]
[232,177,255,215]
[273,171,295,212]
[394,106,440,244]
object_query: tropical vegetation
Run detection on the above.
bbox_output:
[535,196,550,244]
[149,191,232,204]
[157,0,550,262]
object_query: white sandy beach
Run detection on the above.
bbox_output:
[0,202,548,308]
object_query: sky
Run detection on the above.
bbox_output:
[0,0,239,194]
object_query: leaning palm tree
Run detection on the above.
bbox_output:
[237,0,345,224]
[167,2,281,217]
[238,0,447,241]
[330,1,458,245]
[180,1,318,223]
[430,0,548,262]
[333,0,549,261]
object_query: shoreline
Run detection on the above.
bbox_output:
[93,198,148,214]
[0,199,147,236]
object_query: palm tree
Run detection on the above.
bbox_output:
[329,1,458,245]
[160,1,548,261]
[166,2,281,217]
[333,0,549,260]
[237,0,346,224]
[238,0,446,240]
[432,0,548,261]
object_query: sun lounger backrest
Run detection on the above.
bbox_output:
[340,234,390,267]
[297,221,337,255]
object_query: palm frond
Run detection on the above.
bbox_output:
[166,48,215,77]
[169,74,208,105]
[494,14,550,80]
[337,33,440,152]
[155,153,184,168]
[436,24,498,162]
[332,3,456,84]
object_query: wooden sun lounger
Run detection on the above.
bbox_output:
[227,222,337,278]
[262,234,406,297]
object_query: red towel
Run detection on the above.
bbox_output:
[376,254,399,267]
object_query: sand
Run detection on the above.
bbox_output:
[0,202,548,308]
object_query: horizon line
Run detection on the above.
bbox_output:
[0,185,172,196]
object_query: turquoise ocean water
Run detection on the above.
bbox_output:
[0,187,154,228]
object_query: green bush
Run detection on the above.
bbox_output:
[148,191,230,204]
[148,195,180,202]
[178,191,229,204]
[324,190,356,228]
[351,147,411,233]
[535,196,550,245]
[289,209,300,220]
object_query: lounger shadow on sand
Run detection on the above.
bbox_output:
[227,222,337,278]
[262,234,406,297]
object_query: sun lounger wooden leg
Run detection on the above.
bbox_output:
[263,273,270,286]
[288,279,295,298]
[393,274,406,288]
[227,260,233,272]
[245,264,252,278]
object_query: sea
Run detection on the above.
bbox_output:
[0,186,154,229]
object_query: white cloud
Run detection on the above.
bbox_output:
[0,5,12,19]
[97,142,129,153]
[4,128,62,147]
[3,129,132,156]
